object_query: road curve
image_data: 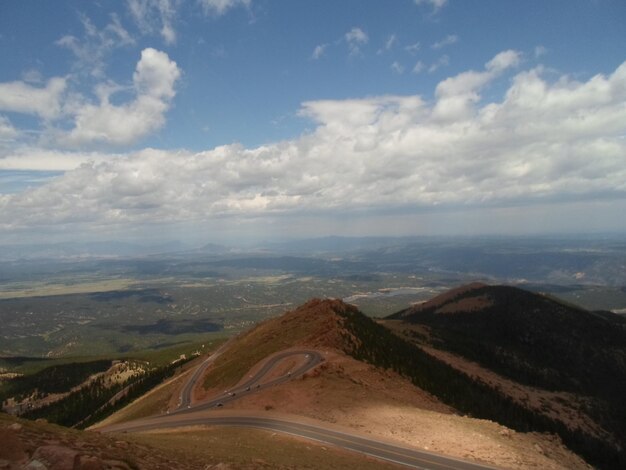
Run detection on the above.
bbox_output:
[178,339,233,409]
[100,414,498,470]
[100,348,498,469]
[177,349,323,413]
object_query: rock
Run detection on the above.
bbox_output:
[0,459,11,469]
[0,428,27,462]
[102,460,132,470]
[24,460,48,470]
[113,441,128,449]
[34,419,47,424]
[78,455,104,470]
[32,445,79,470]
[534,443,545,455]
[8,423,22,432]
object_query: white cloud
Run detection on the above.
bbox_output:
[345,27,368,56]
[414,0,448,12]
[428,55,450,73]
[0,77,67,120]
[198,0,251,16]
[2,55,625,236]
[0,148,110,171]
[0,115,18,140]
[378,34,397,54]
[412,61,424,75]
[312,44,327,60]
[535,45,548,58]
[391,61,405,75]
[127,0,178,44]
[57,13,135,77]
[405,42,421,54]
[431,34,458,50]
[62,48,181,146]
[21,70,43,84]
[433,50,521,120]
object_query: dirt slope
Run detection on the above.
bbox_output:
[194,298,590,470]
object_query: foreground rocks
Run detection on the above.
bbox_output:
[0,414,208,470]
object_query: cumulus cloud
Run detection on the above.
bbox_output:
[432,50,521,120]
[0,77,67,120]
[0,148,110,171]
[2,54,625,235]
[62,48,181,146]
[198,0,251,16]
[127,0,178,44]
[345,27,368,56]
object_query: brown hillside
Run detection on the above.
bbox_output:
[399,282,488,315]
[193,298,588,470]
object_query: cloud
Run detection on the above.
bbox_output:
[414,0,448,12]
[378,34,397,54]
[428,55,449,73]
[57,13,135,77]
[405,42,421,54]
[433,50,521,120]
[2,54,625,236]
[412,61,424,75]
[535,45,548,58]
[198,0,251,16]
[345,27,368,56]
[0,77,67,120]
[0,116,18,140]
[62,48,181,146]
[127,0,178,44]
[312,44,327,60]
[431,34,458,50]
[391,61,405,75]
[0,148,110,171]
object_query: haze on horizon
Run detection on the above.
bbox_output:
[0,0,625,246]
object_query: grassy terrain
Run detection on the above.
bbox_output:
[0,278,138,299]
[130,427,397,470]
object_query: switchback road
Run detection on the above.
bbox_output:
[100,348,498,470]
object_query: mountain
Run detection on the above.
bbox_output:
[385,283,626,469]
[101,297,589,469]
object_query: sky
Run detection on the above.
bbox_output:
[0,0,625,245]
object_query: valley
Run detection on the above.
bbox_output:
[1,237,626,469]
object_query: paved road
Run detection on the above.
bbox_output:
[177,349,323,414]
[101,414,497,470]
[178,339,233,409]
[100,348,498,470]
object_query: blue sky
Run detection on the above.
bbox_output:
[0,0,625,244]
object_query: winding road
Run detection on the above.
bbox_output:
[99,347,499,470]
[176,349,323,414]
